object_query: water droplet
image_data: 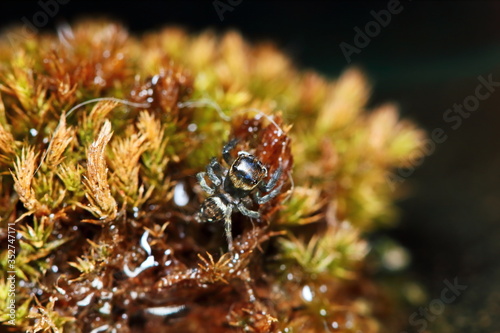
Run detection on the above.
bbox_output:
[99,302,111,315]
[187,123,197,132]
[30,128,38,137]
[145,305,187,317]
[90,324,109,333]
[123,255,156,278]
[76,292,95,307]
[91,278,103,290]
[174,182,189,206]
[140,230,152,255]
[101,291,112,300]
[382,245,410,271]
[123,231,157,277]
[132,206,139,218]
[301,285,313,302]
[93,76,105,86]
[151,75,160,85]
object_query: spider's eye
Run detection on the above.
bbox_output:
[229,154,266,191]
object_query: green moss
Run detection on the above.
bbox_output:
[0,20,425,332]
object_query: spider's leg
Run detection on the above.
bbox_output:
[222,138,238,165]
[237,202,260,219]
[197,172,215,195]
[207,157,223,186]
[224,205,234,250]
[259,166,282,192]
[254,183,283,205]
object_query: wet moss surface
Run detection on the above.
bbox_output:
[0,20,425,332]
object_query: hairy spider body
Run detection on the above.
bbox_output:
[196,139,283,250]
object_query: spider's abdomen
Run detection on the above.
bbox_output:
[198,196,227,223]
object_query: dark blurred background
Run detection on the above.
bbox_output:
[2,1,500,331]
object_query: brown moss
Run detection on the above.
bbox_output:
[0,20,426,333]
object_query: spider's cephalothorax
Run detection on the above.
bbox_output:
[196,139,283,250]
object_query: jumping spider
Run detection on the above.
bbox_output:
[196,139,283,250]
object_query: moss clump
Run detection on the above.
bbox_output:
[0,20,424,332]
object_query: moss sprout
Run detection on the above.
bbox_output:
[0,20,425,332]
